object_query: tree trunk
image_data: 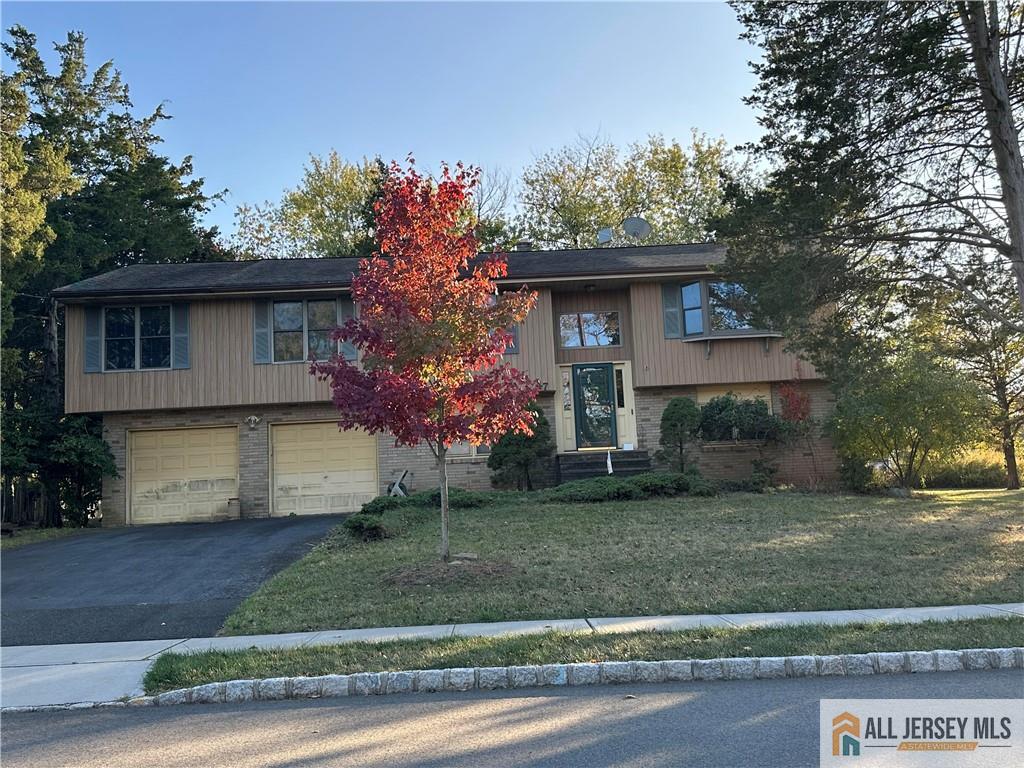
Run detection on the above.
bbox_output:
[960,2,1024,313]
[1002,422,1020,489]
[39,298,64,528]
[438,445,450,563]
[40,481,62,528]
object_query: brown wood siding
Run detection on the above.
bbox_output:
[65,300,333,413]
[66,282,821,413]
[551,289,632,364]
[504,288,558,390]
[629,283,820,387]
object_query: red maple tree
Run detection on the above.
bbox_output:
[312,159,540,561]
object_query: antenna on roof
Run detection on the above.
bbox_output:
[623,216,652,241]
[596,227,614,245]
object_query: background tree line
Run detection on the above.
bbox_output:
[228,131,732,259]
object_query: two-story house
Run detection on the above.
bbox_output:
[54,243,838,526]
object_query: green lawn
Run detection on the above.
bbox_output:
[145,616,1023,694]
[222,488,1024,636]
[0,526,90,550]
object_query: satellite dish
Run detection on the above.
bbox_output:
[596,227,614,245]
[623,216,652,240]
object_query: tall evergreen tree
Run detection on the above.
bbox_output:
[1,26,228,526]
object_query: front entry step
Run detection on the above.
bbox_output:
[556,450,653,483]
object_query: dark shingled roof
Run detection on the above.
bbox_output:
[52,242,726,300]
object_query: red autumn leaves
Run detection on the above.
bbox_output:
[311,159,541,453]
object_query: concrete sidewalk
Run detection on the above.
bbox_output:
[3,602,1021,708]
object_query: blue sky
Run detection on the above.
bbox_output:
[2,1,762,235]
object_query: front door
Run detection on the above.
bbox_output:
[572,363,617,449]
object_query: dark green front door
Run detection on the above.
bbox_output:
[572,363,617,449]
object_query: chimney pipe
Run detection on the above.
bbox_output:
[515,240,532,252]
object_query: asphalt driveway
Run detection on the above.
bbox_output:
[1,516,341,646]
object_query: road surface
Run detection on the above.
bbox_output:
[3,670,1021,767]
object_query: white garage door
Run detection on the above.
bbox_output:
[271,422,378,516]
[129,427,239,524]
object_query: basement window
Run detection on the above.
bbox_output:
[447,442,491,461]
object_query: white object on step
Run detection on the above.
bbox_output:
[607,450,613,474]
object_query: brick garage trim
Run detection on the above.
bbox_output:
[100,383,834,526]
[101,394,558,526]
[103,403,348,526]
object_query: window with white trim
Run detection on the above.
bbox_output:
[446,442,491,460]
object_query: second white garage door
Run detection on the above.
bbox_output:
[271,422,379,516]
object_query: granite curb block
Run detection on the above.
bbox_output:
[4,647,1020,713]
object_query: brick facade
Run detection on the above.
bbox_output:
[632,380,839,487]
[102,385,836,526]
[372,393,557,494]
[102,394,560,526]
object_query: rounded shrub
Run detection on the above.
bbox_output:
[343,514,391,541]
[360,496,405,515]
[545,476,643,503]
[400,487,499,509]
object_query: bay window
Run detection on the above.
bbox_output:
[707,282,755,331]
[663,280,769,340]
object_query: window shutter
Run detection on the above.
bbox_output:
[662,283,682,338]
[253,299,272,364]
[84,306,102,373]
[338,296,357,361]
[171,303,190,369]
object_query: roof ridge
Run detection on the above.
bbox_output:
[53,242,726,299]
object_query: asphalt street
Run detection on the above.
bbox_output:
[3,670,1021,768]
[1,516,340,645]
